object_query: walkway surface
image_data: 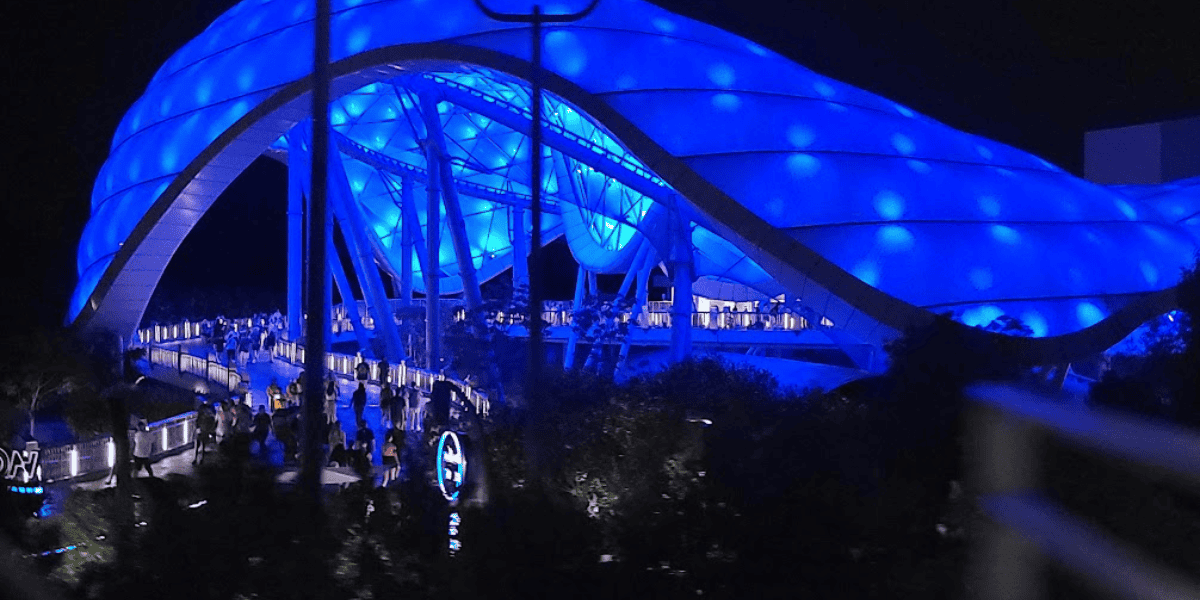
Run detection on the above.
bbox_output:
[70,341,418,494]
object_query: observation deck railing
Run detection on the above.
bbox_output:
[967,382,1200,599]
[135,316,492,417]
[325,298,828,334]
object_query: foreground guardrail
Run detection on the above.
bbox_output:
[967,382,1200,599]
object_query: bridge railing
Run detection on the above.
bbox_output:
[269,340,491,417]
[35,411,198,483]
[967,382,1200,599]
[324,299,831,335]
[136,317,491,417]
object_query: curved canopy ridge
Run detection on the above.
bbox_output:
[71,0,1198,349]
[1112,175,1200,246]
[322,68,671,294]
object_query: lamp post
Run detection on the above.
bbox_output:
[301,0,331,505]
[471,0,599,492]
[470,0,600,393]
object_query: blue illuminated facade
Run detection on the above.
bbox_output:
[70,0,1199,359]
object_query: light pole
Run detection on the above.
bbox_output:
[470,0,600,394]
[301,0,331,505]
[470,0,597,487]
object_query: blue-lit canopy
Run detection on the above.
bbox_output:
[71,0,1198,354]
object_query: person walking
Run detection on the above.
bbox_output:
[351,382,367,426]
[273,407,297,462]
[287,377,303,407]
[381,420,404,487]
[193,403,217,465]
[224,332,239,366]
[267,379,285,412]
[324,377,339,423]
[405,385,422,433]
[132,420,156,478]
[252,406,272,454]
[328,418,348,466]
[353,419,375,477]
[379,383,395,429]
[232,401,253,456]
[355,359,370,385]
[214,401,231,447]
[239,334,253,365]
[388,385,405,434]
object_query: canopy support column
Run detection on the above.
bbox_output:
[325,133,406,362]
[563,265,588,369]
[511,206,528,291]
[668,196,694,364]
[400,176,414,306]
[420,93,484,311]
[286,134,304,340]
[423,136,441,371]
[328,234,372,354]
[585,239,648,372]
[616,244,656,377]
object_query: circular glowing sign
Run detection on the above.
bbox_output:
[436,431,466,502]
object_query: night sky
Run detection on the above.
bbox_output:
[2,0,1198,334]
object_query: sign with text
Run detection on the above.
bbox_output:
[0,448,39,481]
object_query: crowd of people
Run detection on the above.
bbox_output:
[189,361,429,487]
[197,310,284,367]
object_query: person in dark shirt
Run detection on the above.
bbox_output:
[388,385,405,433]
[272,408,297,462]
[381,421,404,487]
[351,383,368,426]
[380,384,394,429]
[193,403,216,465]
[251,406,272,454]
[353,419,375,477]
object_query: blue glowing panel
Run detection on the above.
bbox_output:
[71,0,1199,347]
[1112,175,1200,244]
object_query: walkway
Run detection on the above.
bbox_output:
[71,345,414,494]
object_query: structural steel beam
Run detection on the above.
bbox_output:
[286,134,304,340]
[511,206,528,289]
[668,194,694,363]
[328,232,373,353]
[327,133,407,363]
[408,72,673,205]
[334,131,564,214]
[423,131,441,370]
[563,265,587,369]
[399,176,414,305]
[420,93,484,311]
